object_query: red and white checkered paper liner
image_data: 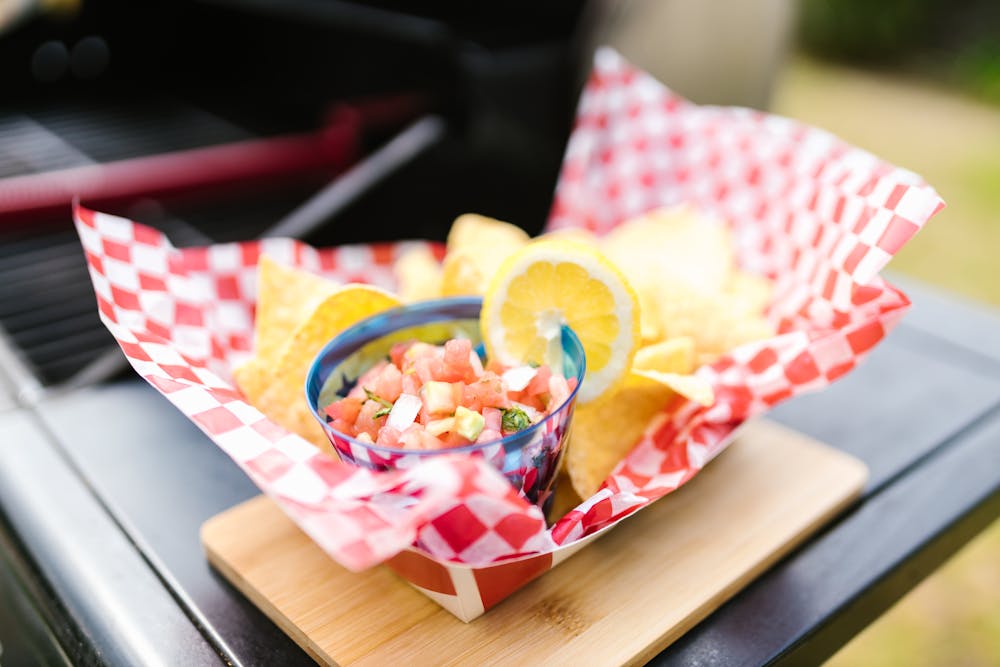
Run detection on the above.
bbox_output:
[73,48,942,573]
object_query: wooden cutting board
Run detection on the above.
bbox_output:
[202,419,867,666]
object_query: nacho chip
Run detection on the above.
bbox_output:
[566,364,714,499]
[395,245,443,302]
[629,369,715,407]
[253,255,340,363]
[633,337,696,375]
[440,250,485,297]
[602,204,734,297]
[253,284,401,451]
[537,227,600,247]
[566,374,677,498]
[253,377,331,450]
[725,270,774,317]
[547,470,584,523]
[232,357,270,409]
[440,214,530,296]
[447,213,531,252]
[235,255,342,442]
[636,289,662,344]
[641,280,774,361]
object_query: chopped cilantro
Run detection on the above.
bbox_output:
[501,407,531,433]
[363,387,393,408]
[373,406,392,419]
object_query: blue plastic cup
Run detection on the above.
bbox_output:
[305,297,585,508]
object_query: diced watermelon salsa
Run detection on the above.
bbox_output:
[323,338,577,450]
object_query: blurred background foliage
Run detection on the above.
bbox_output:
[780,2,999,666]
[800,0,1000,103]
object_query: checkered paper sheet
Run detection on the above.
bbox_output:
[546,49,943,543]
[74,49,942,571]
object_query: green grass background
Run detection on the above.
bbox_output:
[773,56,1000,667]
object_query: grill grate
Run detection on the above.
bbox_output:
[22,98,255,164]
[0,99,317,389]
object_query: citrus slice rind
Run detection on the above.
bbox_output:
[481,239,640,404]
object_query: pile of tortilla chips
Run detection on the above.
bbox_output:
[235,206,774,501]
[392,205,775,499]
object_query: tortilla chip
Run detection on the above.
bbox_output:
[567,374,677,499]
[633,337,696,375]
[440,214,530,295]
[447,213,531,252]
[440,250,485,297]
[254,255,340,363]
[395,246,443,302]
[725,270,774,317]
[232,357,270,408]
[602,204,734,297]
[629,369,715,407]
[254,285,401,451]
[537,227,601,247]
[641,281,774,360]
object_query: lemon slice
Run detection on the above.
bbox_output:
[481,239,640,403]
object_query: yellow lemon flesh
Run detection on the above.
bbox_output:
[481,239,640,404]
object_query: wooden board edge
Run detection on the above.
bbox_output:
[200,496,265,544]
[202,509,340,667]
[629,425,869,666]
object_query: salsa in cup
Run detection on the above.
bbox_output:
[305,298,585,508]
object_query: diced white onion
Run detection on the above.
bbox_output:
[387,393,422,430]
[539,318,564,377]
[502,365,538,391]
[469,350,484,376]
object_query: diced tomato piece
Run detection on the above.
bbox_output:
[451,382,465,409]
[511,392,546,412]
[525,365,552,397]
[414,355,448,384]
[376,426,401,447]
[412,357,431,383]
[401,371,421,396]
[355,361,388,394]
[417,431,446,450]
[436,365,464,383]
[390,341,415,368]
[354,399,387,440]
[485,358,506,374]
[440,431,470,448]
[417,405,432,426]
[330,417,355,436]
[460,384,481,413]
[567,376,578,393]
[443,338,471,367]
[463,372,510,409]
[440,339,476,381]
[397,424,423,449]
[372,363,403,403]
[325,396,364,423]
